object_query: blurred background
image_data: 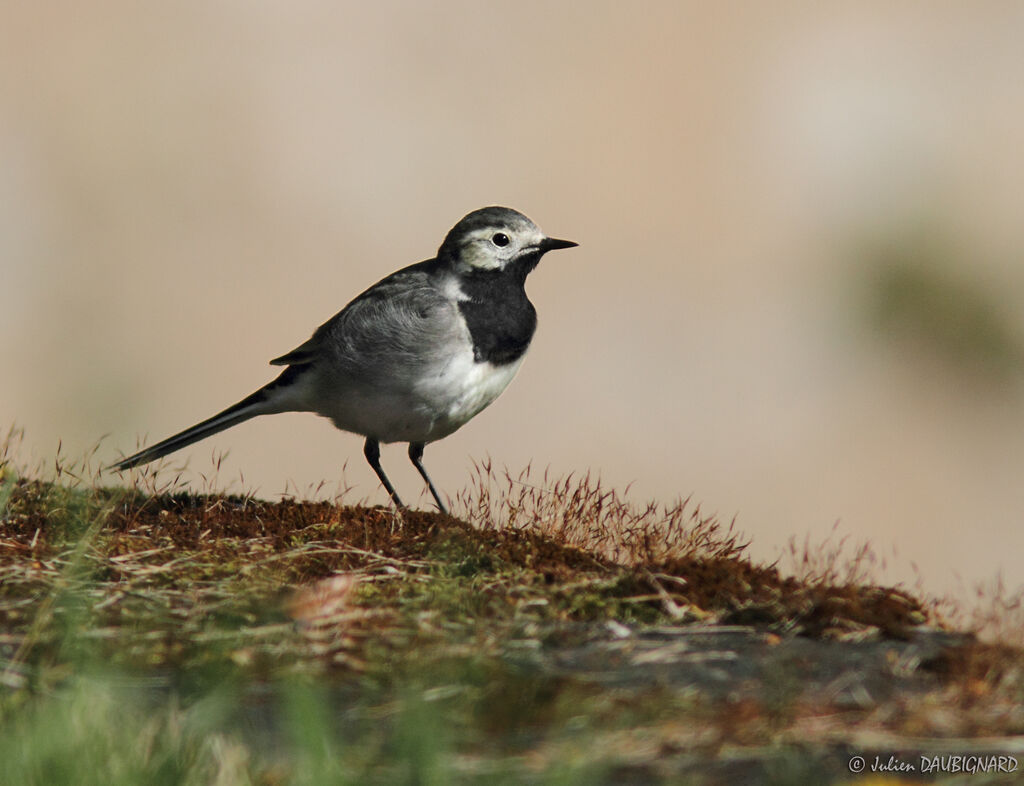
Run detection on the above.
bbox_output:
[2,2,1023,599]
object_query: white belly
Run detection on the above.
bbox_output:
[418,352,526,441]
[311,349,526,444]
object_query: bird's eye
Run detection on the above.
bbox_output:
[491,232,510,247]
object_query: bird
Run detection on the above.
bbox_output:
[109,206,577,514]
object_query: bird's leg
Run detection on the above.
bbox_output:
[363,438,404,508]
[408,442,448,514]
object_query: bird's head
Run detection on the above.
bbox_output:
[438,206,577,278]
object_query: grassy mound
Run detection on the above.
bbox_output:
[1,453,1021,785]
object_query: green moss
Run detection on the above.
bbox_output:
[1,465,990,784]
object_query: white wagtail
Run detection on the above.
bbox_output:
[110,206,577,513]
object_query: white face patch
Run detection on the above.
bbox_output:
[460,229,510,271]
[457,225,548,272]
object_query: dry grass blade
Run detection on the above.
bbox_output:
[454,459,748,565]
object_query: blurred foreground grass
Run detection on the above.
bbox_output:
[2,439,1023,785]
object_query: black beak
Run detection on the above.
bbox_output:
[538,237,579,252]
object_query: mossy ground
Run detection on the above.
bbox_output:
[1,455,1022,785]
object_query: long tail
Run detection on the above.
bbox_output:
[108,365,308,471]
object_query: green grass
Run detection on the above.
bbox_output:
[2,434,1022,785]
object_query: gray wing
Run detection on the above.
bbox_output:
[269,261,464,385]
